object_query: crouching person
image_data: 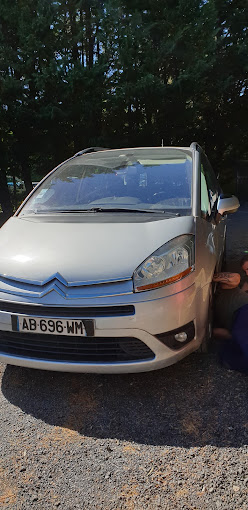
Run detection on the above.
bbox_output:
[213,272,248,372]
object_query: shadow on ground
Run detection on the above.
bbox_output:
[1,205,248,450]
[2,350,248,448]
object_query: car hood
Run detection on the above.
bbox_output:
[0,216,194,284]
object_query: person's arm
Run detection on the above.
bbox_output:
[213,327,232,340]
[213,272,240,289]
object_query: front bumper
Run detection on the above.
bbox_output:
[0,282,208,373]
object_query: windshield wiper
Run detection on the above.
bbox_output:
[24,207,180,217]
[44,207,180,216]
[80,207,167,213]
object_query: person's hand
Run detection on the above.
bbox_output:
[213,272,240,289]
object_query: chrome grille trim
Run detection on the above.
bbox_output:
[0,271,132,287]
[0,274,133,299]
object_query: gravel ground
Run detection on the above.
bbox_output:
[1,207,248,510]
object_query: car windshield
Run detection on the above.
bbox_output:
[20,148,192,216]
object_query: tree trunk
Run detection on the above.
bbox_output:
[128,103,134,139]
[21,164,33,195]
[0,170,13,220]
[85,4,93,69]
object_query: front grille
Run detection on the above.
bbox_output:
[0,331,154,363]
[0,302,135,318]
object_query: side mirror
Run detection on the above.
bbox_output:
[217,194,240,215]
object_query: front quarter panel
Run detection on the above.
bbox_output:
[194,215,226,289]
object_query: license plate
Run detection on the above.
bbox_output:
[13,316,93,336]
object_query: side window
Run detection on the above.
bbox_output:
[201,153,219,220]
[201,171,211,218]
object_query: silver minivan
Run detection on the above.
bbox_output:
[0,144,239,372]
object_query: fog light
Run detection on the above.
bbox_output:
[156,321,195,350]
[174,332,188,343]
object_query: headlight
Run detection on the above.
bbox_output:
[133,235,195,292]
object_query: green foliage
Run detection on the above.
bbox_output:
[0,0,247,213]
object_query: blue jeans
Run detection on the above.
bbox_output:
[220,304,248,372]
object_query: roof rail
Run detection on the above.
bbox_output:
[73,147,108,157]
[190,142,202,151]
